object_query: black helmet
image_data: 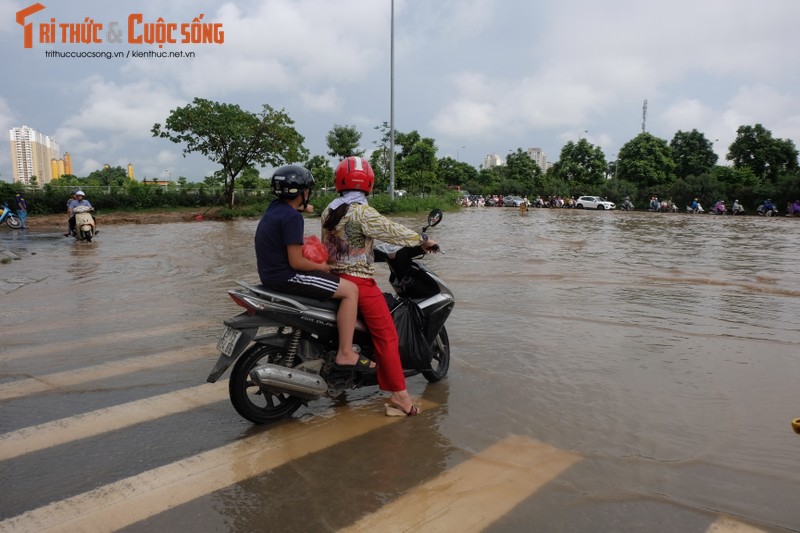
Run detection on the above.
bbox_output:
[271,165,315,200]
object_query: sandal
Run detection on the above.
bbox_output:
[385,403,420,417]
[332,356,376,373]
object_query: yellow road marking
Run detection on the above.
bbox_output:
[0,398,437,533]
[0,343,217,401]
[341,434,581,532]
[707,517,768,532]
[0,320,215,363]
[0,383,228,461]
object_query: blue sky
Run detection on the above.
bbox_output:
[2,0,800,182]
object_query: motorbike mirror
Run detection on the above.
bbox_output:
[423,208,443,232]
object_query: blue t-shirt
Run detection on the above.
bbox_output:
[255,199,305,286]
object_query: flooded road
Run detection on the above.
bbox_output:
[1,208,799,532]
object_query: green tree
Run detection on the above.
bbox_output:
[398,136,440,194]
[727,123,799,183]
[502,149,543,195]
[236,166,266,190]
[394,130,422,161]
[87,165,128,187]
[617,133,676,191]
[437,157,479,188]
[152,97,308,208]
[326,125,364,159]
[50,174,81,187]
[670,129,718,179]
[369,145,391,193]
[305,155,334,190]
[550,139,606,191]
[371,121,393,183]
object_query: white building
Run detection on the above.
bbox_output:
[483,153,504,169]
[9,125,60,185]
[526,147,551,171]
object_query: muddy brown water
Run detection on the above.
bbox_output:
[1,209,799,532]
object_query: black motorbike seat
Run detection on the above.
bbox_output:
[252,284,340,312]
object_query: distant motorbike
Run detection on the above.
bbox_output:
[207,209,454,424]
[0,203,22,229]
[711,202,727,215]
[72,206,96,242]
[620,199,634,211]
[757,203,778,217]
[687,203,704,214]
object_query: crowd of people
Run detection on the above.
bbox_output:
[460,194,577,208]
[459,192,800,217]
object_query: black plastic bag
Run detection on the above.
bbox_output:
[393,298,433,370]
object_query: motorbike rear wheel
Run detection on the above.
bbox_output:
[6,216,21,229]
[422,326,450,383]
[229,344,304,424]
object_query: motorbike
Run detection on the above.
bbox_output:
[0,203,22,229]
[72,206,96,242]
[207,209,455,424]
[757,203,779,217]
[711,203,727,215]
[619,199,634,211]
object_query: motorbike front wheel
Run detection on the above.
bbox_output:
[5,216,21,229]
[229,344,304,424]
[422,326,450,383]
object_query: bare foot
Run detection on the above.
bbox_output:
[389,390,416,414]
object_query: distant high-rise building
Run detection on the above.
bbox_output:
[526,147,551,171]
[9,125,60,185]
[63,152,73,175]
[127,163,135,180]
[483,153,504,169]
[50,158,65,180]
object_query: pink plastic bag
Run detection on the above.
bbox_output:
[302,235,328,263]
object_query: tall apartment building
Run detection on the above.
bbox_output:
[483,153,504,169]
[9,126,61,185]
[526,147,551,172]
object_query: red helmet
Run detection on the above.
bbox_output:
[335,156,374,193]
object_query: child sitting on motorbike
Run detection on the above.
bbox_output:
[254,165,368,372]
[321,156,438,416]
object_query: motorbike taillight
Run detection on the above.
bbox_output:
[228,292,258,315]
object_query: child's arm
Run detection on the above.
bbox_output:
[287,244,329,272]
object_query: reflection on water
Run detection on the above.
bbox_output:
[3,209,800,530]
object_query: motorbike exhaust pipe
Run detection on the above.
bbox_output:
[249,364,328,400]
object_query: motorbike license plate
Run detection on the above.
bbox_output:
[217,326,242,356]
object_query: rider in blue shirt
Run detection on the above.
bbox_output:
[66,190,92,236]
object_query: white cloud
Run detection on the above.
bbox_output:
[661,100,716,133]
[431,98,497,137]
[4,0,800,181]
[299,88,342,113]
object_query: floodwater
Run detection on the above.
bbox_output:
[1,208,799,532]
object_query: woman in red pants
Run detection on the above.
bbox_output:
[321,156,438,416]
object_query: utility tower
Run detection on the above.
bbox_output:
[641,99,648,133]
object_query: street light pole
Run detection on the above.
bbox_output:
[389,0,395,200]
